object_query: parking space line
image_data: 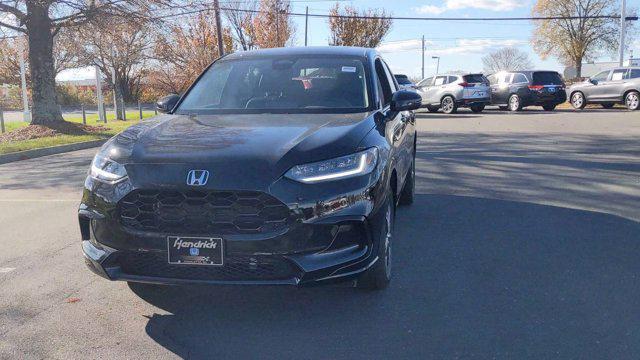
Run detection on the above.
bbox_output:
[0,267,16,273]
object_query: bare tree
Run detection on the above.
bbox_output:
[149,11,233,95]
[531,0,623,78]
[0,31,79,86]
[482,47,534,73]
[223,0,257,51]
[0,0,159,125]
[328,4,392,48]
[252,0,295,48]
[75,17,151,119]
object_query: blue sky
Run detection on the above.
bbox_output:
[58,0,640,81]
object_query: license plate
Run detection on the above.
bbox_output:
[167,236,223,266]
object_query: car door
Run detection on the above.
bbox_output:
[429,75,449,105]
[490,73,512,104]
[377,59,411,195]
[416,77,433,104]
[586,70,611,100]
[599,69,628,100]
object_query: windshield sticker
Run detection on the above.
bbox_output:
[341,66,356,73]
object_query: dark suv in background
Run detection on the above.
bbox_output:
[488,71,566,111]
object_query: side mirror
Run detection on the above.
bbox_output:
[156,94,180,113]
[589,78,598,85]
[390,89,422,111]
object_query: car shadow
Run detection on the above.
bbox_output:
[131,194,640,359]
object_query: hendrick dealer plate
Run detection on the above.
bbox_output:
[167,236,223,266]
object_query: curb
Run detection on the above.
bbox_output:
[0,139,106,165]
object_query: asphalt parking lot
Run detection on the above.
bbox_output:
[1,108,639,359]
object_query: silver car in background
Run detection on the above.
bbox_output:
[567,67,640,111]
[416,73,491,114]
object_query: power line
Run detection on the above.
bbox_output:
[152,5,639,22]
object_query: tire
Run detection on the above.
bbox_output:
[542,103,556,111]
[570,92,586,110]
[399,158,415,206]
[508,94,523,111]
[601,103,615,109]
[357,192,394,290]
[625,91,639,111]
[440,96,457,114]
[425,105,439,113]
[470,104,485,113]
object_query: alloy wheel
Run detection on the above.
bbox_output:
[572,93,584,109]
[626,92,639,110]
[509,95,520,111]
[441,97,454,114]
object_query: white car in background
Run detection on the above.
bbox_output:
[416,73,491,114]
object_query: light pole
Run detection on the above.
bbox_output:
[619,0,626,66]
[432,56,440,75]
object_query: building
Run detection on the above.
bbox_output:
[564,57,640,79]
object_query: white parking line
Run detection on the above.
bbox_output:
[0,267,16,273]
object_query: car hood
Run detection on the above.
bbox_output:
[102,112,376,190]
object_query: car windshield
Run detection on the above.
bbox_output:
[532,71,563,85]
[176,55,371,114]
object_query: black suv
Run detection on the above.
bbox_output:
[79,47,421,290]
[488,71,567,111]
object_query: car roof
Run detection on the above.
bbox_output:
[223,46,376,60]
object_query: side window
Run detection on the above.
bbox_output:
[448,76,458,84]
[434,76,447,86]
[513,73,527,83]
[611,69,627,81]
[629,69,640,79]
[381,61,398,92]
[592,70,610,82]
[418,77,433,87]
[374,60,392,106]
[497,73,511,85]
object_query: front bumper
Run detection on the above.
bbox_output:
[79,169,388,286]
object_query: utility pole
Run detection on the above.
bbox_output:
[276,11,280,46]
[432,56,440,75]
[18,40,30,123]
[421,35,425,79]
[304,6,309,46]
[95,65,106,123]
[213,0,225,57]
[619,0,626,66]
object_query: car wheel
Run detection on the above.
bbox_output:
[470,104,485,113]
[440,96,457,114]
[601,103,615,109]
[508,94,522,111]
[542,103,556,111]
[625,91,639,111]
[399,158,415,206]
[357,192,394,290]
[571,92,586,110]
[425,105,439,113]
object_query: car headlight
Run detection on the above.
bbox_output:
[90,153,127,183]
[285,148,378,183]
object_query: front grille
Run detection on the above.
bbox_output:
[119,190,291,235]
[117,252,296,281]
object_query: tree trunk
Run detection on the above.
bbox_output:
[25,1,64,125]
[575,58,582,79]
